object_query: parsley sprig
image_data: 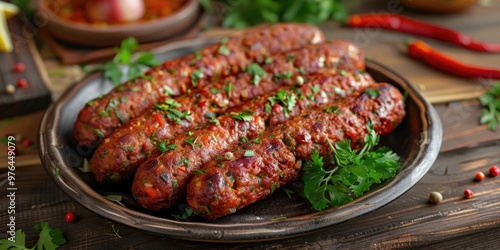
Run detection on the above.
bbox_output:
[200,0,348,28]
[84,37,160,85]
[301,122,401,211]
[479,82,500,130]
[267,90,297,117]
[155,99,192,124]
[0,222,66,250]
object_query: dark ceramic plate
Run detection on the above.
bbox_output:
[39,37,442,242]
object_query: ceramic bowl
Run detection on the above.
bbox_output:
[400,0,477,13]
[36,0,201,47]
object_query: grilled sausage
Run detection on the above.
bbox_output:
[131,72,375,210]
[73,23,325,151]
[91,40,367,183]
[186,83,406,220]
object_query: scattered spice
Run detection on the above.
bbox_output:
[13,62,25,73]
[16,78,28,89]
[65,211,76,223]
[475,171,485,182]
[489,165,499,177]
[5,84,15,94]
[463,189,473,199]
[428,191,443,204]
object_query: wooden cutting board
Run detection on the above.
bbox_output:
[0,15,52,118]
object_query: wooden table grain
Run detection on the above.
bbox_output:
[2,1,500,249]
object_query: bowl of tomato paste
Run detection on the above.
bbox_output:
[37,0,201,47]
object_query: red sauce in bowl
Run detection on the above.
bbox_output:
[48,0,187,26]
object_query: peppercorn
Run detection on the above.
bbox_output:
[463,189,473,199]
[428,191,442,204]
[17,78,28,89]
[5,84,15,95]
[13,63,25,73]
[489,165,499,177]
[65,211,76,223]
[475,171,485,182]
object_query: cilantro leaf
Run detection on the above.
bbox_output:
[302,123,401,211]
[231,110,254,121]
[158,140,177,153]
[267,90,297,117]
[0,222,67,250]
[96,37,160,85]
[479,82,500,130]
[35,222,67,250]
[247,63,266,85]
[0,230,29,250]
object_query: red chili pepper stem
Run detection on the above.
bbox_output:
[347,14,500,53]
[407,40,500,79]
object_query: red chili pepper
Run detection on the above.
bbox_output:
[346,13,500,53]
[407,40,500,79]
[153,113,165,126]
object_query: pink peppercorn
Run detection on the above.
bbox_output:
[475,172,485,182]
[463,189,473,199]
[17,78,28,89]
[489,166,499,177]
[13,63,25,73]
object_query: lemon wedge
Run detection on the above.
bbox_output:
[0,1,20,52]
[0,1,20,19]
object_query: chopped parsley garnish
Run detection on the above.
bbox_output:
[364,88,380,98]
[190,69,204,87]
[274,71,293,81]
[185,136,200,149]
[210,118,221,126]
[479,82,500,130]
[158,140,177,153]
[301,122,401,211]
[323,105,339,114]
[244,150,255,157]
[218,45,230,56]
[190,51,202,65]
[155,99,191,124]
[247,63,266,85]
[210,88,220,94]
[231,110,254,121]
[224,82,233,98]
[265,57,273,64]
[268,90,297,117]
[311,84,320,94]
[193,169,207,175]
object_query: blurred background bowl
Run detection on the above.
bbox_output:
[37,0,201,47]
[400,0,477,13]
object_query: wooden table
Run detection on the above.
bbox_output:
[2,1,500,249]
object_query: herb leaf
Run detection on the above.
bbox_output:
[231,110,254,121]
[247,63,266,85]
[479,82,500,130]
[0,222,67,250]
[267,90,297,117]
[301,122,401,211]
[99,37,160,85]
[210,0,348,28]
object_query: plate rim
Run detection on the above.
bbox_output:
[38,37,443,242]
